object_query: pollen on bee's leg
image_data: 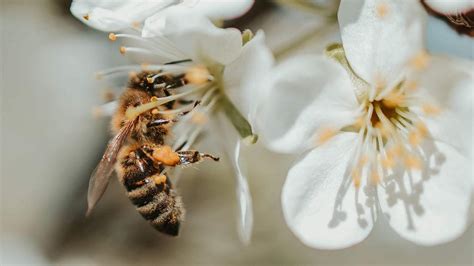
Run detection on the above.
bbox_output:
[314,128,337,145]
[153,174,167,185]
[184,66,210,85]
[376,2,390,18]
[409,51,430,70]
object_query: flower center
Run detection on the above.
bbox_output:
[348,83,436,188]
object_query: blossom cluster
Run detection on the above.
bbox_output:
[71,0,473,249]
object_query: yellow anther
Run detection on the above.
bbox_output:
[376,2,390,18]
[358,155,369,166]
[101,89,115,102]
[405,80,418,91]
[354,116,365,130]
[383,92,405,108]
[83,14,90,20]
[374,122,390,138]
[146,76,154,83]
[404,154,422,170]
[415,121,429,137]
[191,112,208,125]
[151,108,159,115]
[410,51,430,70]
[382,156,395,169]
[408,130,423,146]
[150,96,159,102]
[422,103,441,116]
[119,46,126,55]
[371,170,380,185]
[387,145,403,158]
[132,21,141,29]
[185,65,210,85]
[315,128,337,145]
[351,169,361,188]
[108,33,117,41]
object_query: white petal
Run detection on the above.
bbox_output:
[410,56,473,157]
[338,0,427,86]
[378,140,471,245]
[425,0,474,14]
[283,133,375,249]
[223,31,274,125]
[214,112,254,244]
[186,0,254,20]
[71,0,178,32]
[145,10,243,65]
[256,55,359,153]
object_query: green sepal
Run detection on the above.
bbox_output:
[325,43,370,102]
[242,29,254,45]
[219,93,258,144]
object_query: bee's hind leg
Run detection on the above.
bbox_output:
[176,150,219,166]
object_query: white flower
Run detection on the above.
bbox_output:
[256,0,473,249]
[71,0,254,32]
[89,11,273,244]
[424,0,474,14]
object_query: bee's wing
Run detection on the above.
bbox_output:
[86,119,137,216]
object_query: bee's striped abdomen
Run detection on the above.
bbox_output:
[117,145,184,236]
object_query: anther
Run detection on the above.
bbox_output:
[119,46,126,55]
[404,154,422,170]
[422,103,441,116]
[185,65,210,85]
[376,2,389,18]
[83,14,89,20]
[108,33,117,41]
[315,128,337,145]
[410,51,430,70]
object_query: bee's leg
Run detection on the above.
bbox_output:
[176,150,219,165]
[151,145,218,166]
[147,118,176,128]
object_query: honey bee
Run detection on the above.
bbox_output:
[87,70,219,236]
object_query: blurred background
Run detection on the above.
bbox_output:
[1,0,473,265]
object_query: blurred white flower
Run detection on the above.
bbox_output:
[422,0,474,36]
[86,11,273,244]
[424,0,474,14]
[71,0,254,32]
[257,0,473,249]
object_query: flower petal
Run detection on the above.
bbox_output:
[282,132,376,249]
[145,9,243,65]
[223,31,274,125]
[410,56,473,158]
[424,0,474,14]
[214,112,254,244]
[185,0,254,20]
[338,0,427,86]
[71,0,177,32]
[256,55,359,153]
[378,140,471,245]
